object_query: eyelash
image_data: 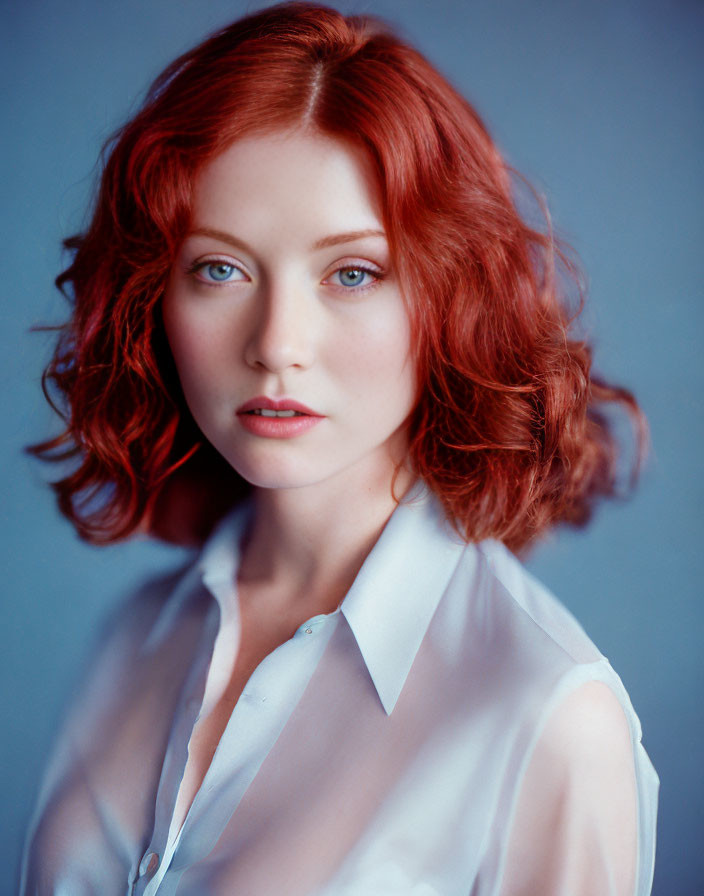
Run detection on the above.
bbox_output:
[186,259,385,293]
[186,259,248,286]
[326,264,384,292]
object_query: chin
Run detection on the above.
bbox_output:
[225,453,331,491]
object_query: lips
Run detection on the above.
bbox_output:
[236,396,323,417]
[236,395,325,439]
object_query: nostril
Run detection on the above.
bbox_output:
[243,313,314,372]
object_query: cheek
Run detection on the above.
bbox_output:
[327,305,415,407]
[162,299,238,392]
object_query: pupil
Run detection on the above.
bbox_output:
[210,263,232,280]
[341,269,364,286]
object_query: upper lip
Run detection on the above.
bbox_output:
[236,396,324,416]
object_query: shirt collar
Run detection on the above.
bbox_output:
[339,482,466,714]
[196,481,467,716]
[196,500,253,613]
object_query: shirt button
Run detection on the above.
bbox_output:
[141,851,159,876]
[305,628,313,634]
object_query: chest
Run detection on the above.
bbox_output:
[28,587,541,896]
[170,605,307,838]
[161,615,512,895]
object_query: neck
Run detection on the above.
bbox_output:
[237,459,415,619]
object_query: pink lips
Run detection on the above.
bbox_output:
[236,395,324,439]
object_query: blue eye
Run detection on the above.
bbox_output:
[204,262,243,282]
[338,268,366,287]
[189,260,247,284]
[333,267,379,289]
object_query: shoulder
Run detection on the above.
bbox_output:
[78,558,202,677]
[528,679,635,783]
[439,538,647,764]
[37,556,203,763]
[20,558,202,887]
[467,538,604,667]
[441,536,658,894]
[436,536,606,701]
[425,533,635,759]
[468,540,642,757]
[496,680,639,896]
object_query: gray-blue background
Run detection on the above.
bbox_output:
[3,1,702,892]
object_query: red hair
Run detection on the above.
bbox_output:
[30,1,645,551]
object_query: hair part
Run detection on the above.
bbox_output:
[29,1,646,551]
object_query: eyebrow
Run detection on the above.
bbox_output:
[188,227,387,253]
[311,229,386,250]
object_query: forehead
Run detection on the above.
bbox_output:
[190,129,385,243]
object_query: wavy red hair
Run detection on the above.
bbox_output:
[30,1,646,550]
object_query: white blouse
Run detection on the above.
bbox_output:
[21,483,658,895]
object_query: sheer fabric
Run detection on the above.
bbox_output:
[21,483,658,894]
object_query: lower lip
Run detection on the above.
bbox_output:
[237,412,324,439]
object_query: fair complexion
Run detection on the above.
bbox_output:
[162,129,417,833]
[162,131,640,884]
[163,128,417,633]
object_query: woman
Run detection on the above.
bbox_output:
[21,3,658,894]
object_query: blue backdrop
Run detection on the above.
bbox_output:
[2,1,702,892]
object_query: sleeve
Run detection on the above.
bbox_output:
[496,678,658,896]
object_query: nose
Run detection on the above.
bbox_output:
[243,276,315,373]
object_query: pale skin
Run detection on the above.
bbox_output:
[161,129,639,891]
[162,128,417,835]
[499,681,638,895]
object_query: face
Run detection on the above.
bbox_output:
[162,129,416,495]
